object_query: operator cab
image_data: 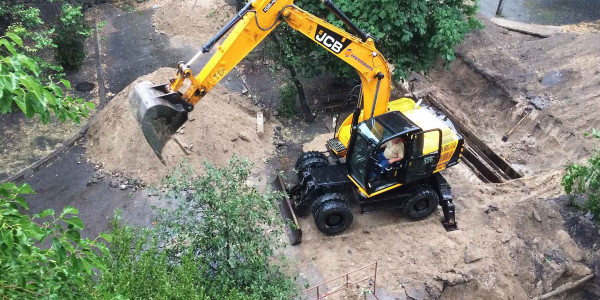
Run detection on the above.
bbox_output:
[347,111,443,195]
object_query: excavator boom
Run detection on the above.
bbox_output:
[129,0,392,158]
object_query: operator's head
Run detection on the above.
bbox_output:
[392,137,404,144]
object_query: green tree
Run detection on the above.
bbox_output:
[0,183,110,299]
[0,33,94,123]
[562,129,600,219]
[277,0,482,81]
[0,4,61,74]
[54,4,91,71]
[239,0,481,117]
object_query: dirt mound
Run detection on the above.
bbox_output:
[152,0,235,45]
[86,67,273,184]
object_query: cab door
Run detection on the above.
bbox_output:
[405,129,442,183]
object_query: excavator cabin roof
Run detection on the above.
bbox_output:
[360,111,421,143]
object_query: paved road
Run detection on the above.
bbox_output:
[17,146,159,238]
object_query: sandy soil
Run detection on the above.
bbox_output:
[151,0,236,46]
[292,139,592,299]
[86,67,273,184]
[424,18,600,177]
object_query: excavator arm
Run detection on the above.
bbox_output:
[130,0,392,158]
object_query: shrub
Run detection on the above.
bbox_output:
[562,129,600,218]
[0,182,109,299]
[0,34,94,123]
[96,158,297,299]
[54,4,91,71]
[278,80,298,118]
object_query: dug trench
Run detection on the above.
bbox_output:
[19,0,600,298]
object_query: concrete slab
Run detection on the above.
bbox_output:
[491,17,564,37]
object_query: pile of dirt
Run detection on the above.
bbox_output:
[86,67,273,184]
[152,0,236,46]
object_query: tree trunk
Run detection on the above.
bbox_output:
[270,34,313,122]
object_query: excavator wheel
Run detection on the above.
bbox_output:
[311,193,348,215]
[295,151,327,170]
[296,153,328,180]
[404,184,439,220]
[313,196,353,235]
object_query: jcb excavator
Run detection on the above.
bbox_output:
[130,0,464,244]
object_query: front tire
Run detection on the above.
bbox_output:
[295,152,328,180]
[313,200,353,235]
[404,185,439,220]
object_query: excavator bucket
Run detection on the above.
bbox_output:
[129,81,192,160]
[275,173,302,245]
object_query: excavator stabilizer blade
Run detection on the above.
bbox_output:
[275,173,302,245]
[129,81,190,159]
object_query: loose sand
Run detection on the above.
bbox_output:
[152,0,236,46]
[86,67,273,184]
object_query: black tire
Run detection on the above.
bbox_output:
[311,193,348,215]
[313,200,353,235]
[404,185,439,220]
[294,151,327,170]
[296,155,328,180]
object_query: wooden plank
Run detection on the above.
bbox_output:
[491,17,563,37]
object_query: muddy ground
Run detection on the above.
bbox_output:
[5,0,600,299]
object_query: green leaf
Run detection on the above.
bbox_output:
[6,32,23,47]
[65,216,84,229]
[37,208,55,218]
[16,183,34,194]
[60,79,71,90]
[0,39,16,55]
[99,232,112,242]
[62,206,79,216]
[2,230,14,249]
[66,229,81,242]
[14,196,28,210]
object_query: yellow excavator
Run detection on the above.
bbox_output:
[130,0,464,244]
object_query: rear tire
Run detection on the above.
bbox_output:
[404,185,439,220]
[313,200,353,235]
[296,152,328,180]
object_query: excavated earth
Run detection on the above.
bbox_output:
[86,67,274,184]
[83,1,600,299]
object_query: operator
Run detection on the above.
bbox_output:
[377,137,405,170]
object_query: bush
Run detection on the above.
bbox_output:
[0,4,62,75]
[54,4,91,71]
[263,0,482,81]
[0,34,94,123]
[0,182,109,299]
[562,129,600,218]
[278,81,298,118]
[96,158,297,299]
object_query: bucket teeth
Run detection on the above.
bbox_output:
[129,81,189,160]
